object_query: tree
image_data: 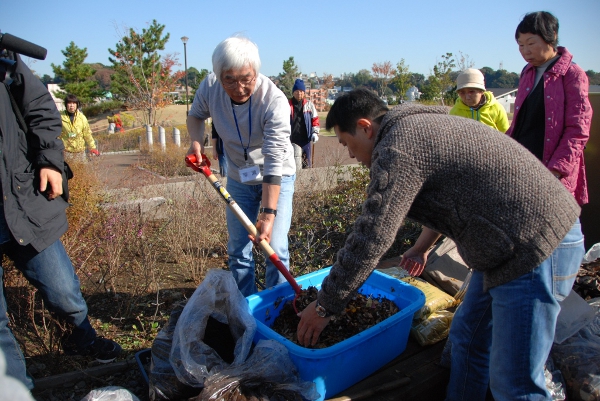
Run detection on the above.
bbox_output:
[51,42,101,105]
[481,67,519,88]
[422,53,456,105]
[320,73,334,90]
[410,73,426,89]
[371,61,395,96]
[180,67,209,91]
[91,64,115,91]
[278,56,300,97]
[40,74,53,85]
[392,59,411,100]
[108,20,184,126]
[455,51,475,72]
[586,70,600,85]
[353,69,372,88]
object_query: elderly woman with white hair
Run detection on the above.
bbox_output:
[186,36,296,296]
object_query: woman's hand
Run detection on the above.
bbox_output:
[399,246,428,276]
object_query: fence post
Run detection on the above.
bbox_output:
[172,127,181,147]
[146,125,153,150]
[159,126,166,152]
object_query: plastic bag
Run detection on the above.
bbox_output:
[196,339,319,401]
[551,297,600,401]
[584,243,600,263]
[545,356,567,401]
[554,290,595,344]
[80,386,140,401]
[149,301,201,400]
[377,267,456,320]
[170,269,257,388]
[411,310,454,346]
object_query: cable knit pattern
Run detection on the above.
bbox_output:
[319,103,580,314]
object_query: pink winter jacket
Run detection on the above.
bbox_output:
[506,46,593,205]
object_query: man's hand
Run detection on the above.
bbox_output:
[311,134,319,143]
[39,167,63,200]
[249,213,275,244]
[187,140,204,164]
[90,149,100,156]
[297,300,332,347]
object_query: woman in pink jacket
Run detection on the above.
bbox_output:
[507,11,593,205]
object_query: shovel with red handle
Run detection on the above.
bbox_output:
[185,154,302,311]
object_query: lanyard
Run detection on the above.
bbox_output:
[231,96,252,161]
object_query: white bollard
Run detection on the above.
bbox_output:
[146,125,153,150]
[172,127,181,147]
[108,122,115,134]
[293,144,302,172]
[159,126,166,152]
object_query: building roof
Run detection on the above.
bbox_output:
[487,88,518,98]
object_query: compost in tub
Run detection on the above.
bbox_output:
[246,267,426,400]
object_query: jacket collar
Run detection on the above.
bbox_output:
[523,46,573,77]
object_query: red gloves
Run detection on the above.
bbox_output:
[90,149,100,156]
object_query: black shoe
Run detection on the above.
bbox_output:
[64,337,122,363]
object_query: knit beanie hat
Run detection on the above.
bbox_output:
[456,68,486,91]
[292,79,306,93]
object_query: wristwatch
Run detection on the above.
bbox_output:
[315,300,333,318]
[259,207,277,216]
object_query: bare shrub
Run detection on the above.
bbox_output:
[160,184,228,284]
[138,141,194,178]
[95,128,146,152]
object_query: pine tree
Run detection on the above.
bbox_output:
[108,20,183,126]
[51,42,100,105]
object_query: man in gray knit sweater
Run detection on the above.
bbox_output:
[297,89,584,401]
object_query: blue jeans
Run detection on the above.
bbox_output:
[225,175,295,296]
[0,240,96,389]
[218,152,228,177]
[301,143,313,168]
[446,220,584,401]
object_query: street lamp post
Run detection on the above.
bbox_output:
[181,36,189,115]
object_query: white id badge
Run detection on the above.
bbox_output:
[239,165,261,183]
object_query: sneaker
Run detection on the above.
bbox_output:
[64,337,122,363]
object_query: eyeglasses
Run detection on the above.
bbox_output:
[221,75,256,89]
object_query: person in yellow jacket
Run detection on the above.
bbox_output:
[60,94,99,162]
[449,68,510,133]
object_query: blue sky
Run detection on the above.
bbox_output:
[3,0,599,80]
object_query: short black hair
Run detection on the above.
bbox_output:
[515,11,559,49]
[65,94,80,108]
[326,88,388,134]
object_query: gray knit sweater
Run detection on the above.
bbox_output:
[319,103,581,314]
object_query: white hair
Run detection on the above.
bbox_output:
[212,35,261,80]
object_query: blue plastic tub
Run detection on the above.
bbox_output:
[246,267,425,400]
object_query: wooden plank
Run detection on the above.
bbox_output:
[32,360,135,390]
[329,339,449,401]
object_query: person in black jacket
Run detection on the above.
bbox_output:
[0,52,121,390]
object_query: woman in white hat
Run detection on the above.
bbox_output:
[449,68,509,132]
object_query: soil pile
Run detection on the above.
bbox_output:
[271,286,399,348]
